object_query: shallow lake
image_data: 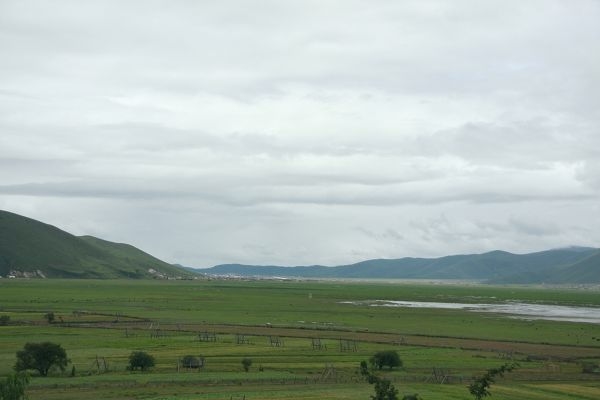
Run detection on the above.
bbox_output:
[342,300,600,324]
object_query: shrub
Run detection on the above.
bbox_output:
[181,355,202,369]
[582,362,600,374]
[370,350,402,370]
[44,312,55,324]
[241,358,252,372]
[128,351,155,372]
[0,373,29,400]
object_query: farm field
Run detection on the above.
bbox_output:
[1,279,599,399]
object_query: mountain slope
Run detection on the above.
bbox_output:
[0,210,192,279]
[206,247,600,283]
[546,251,600,283]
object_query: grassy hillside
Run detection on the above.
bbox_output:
[0,210,192,279]
[547,251,600,283]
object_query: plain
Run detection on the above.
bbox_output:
[1,279,599,399]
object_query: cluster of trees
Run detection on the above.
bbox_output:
[361,350,516,400]
[11,342,158,377]
[360,351,409,400]
[10,342,252,377]
[6,340,518,400]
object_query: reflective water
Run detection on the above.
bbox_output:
[343,300,600,324]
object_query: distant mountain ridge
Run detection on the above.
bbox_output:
[205,247,600,284]
[3,209,598,283]
[0,210,192,279]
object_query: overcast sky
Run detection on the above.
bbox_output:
[1,1,599,267]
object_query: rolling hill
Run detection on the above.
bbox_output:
[3,208,598,283]
[0,210,193,279]
[205,247,600,284]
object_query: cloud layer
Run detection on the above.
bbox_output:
[1,1,599,266]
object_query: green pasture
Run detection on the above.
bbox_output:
[2,279,600,345]
[1,279,600,399]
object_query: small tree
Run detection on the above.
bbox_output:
[0,315,10,326]
[360,361,399,400]
[44,312,55,324]
[241,357,252,372]
[128,351,155,372]
[469,362,518,400]
[0,372,29,400]
[372,378,399,400]
[181,355,201,369]
[15,342,68,377]
[370,351,402,370]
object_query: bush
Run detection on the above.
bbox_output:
[0,315,10,326]
[128,351,155,372]
[44,312,55,324]
[370,350,402,370]
[582,362,600,374]
[241,358,252,372]
[181,355,202,369]
[0,373,29,400]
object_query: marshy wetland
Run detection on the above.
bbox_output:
[1,279,600,399]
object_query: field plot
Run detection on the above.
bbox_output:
[1,279,600,399]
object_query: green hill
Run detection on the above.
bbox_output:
[546,251,600,283]
[0,210,193,279]
[206,247,600,283]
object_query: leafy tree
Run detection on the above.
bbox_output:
[372,378,399,400]
[241,357,252,372]
[469,362,518,400]
[370,350,402,370]
[15,342,68,377]
[0,373,29,400]
[360,361,399,400]
[0,315,10,326]
[128,351,155,371]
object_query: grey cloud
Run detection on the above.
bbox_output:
[1,1,599,266]
[576,160,600,190]
[506,217,561,237]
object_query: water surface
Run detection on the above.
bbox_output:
[343,300,600,324]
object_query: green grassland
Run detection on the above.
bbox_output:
[1,279,600,399]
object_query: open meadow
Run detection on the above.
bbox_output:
[1,279,599,399]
